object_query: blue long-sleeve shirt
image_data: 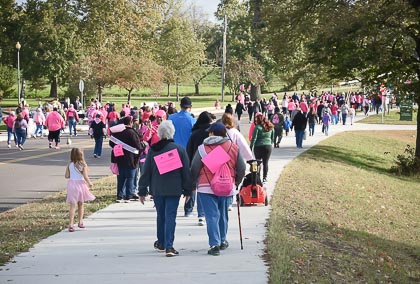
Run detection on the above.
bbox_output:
[168,110,196,148]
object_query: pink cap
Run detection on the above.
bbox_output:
[155,110,166,118]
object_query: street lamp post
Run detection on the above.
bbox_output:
[16,42,21,104]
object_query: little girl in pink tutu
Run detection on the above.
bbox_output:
[65,148,95,232]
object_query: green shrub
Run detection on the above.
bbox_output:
[390,144,420,176]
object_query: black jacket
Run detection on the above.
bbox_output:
[138,139,192,197]
[109,127,142,168]
[186,123,211,163]
[291,112,307,131]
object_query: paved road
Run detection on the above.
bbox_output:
[0,131,112,212]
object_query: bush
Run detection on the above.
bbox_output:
[390,144,420,176]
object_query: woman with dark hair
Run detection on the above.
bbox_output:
[13,113,28,150]
[234,102,246,122]
[186,111,214,224]
[250,113,274,182]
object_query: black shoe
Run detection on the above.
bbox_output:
[166,247,179,257]
[130,195,139,201]
[154,241,165,251]
[220,240,229,250]
[208,245,220,256]
[263,177,267,183]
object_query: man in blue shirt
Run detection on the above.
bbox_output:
[168,97,196,217]
[168,97,196,149]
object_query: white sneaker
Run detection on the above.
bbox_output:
[198,218,205,226]
[228,205,233,211]
[7,144,11,148]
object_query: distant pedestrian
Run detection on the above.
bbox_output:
[349,106,355,125]
[89,114,106,158]
[13,113,28,150]
[65,148,95,232]
[33,108,46,138]
[3,111,17,148]
[234,102,246,122]
[322,110,332,136]
[307,107,318,136]
[270,107,284,147]
[247,101,254,123]
[291,108,307,148]
[284,115,291,136]
[66,104,80,136]
[45,107,65,149]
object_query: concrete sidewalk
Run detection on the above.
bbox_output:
[0,112,416,284]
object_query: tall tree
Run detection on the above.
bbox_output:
[157,16,204,100]
[20,0,81,98]
[0,0,21,67]
[262,0,420,159]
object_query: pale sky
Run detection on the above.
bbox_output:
[186,0,219,22]
[16,0,220,21]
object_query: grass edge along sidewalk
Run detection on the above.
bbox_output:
[0,176,117,266]
[266,130,419,283]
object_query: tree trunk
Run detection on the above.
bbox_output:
[195,82,199,95]
[127,89,132,102]
[176,83,179,102]
[415,95,420,159]
[50,76,58,98]
[167,83,170,97]
[97,83,102,103]
[250,84,261,101]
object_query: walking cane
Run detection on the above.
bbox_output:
[236,192,244,250]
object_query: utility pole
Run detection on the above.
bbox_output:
[221,15,227,103]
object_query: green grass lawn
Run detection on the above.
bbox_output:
[359,109,417,125]
[267,130,419,283]
[0,176,118,265]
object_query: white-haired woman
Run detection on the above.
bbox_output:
[138,120,192,257]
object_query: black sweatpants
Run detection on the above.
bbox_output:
[253,145,273,180]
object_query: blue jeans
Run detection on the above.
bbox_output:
[332,114,338,125]
[7,126,17,145]
[309,123,315,136]
[153,195,180,249]
[324,124,330,136]
[295,129,304,148]
[342,114,347,125]
[68,119,77,135]
[93,136,103,156]
[116,166,137,200]
[198,192,230,247]
[34,124,44,137]
[185,190,205,217]
[15,128,27,146]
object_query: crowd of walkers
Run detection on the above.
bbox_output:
[1,89,389,259]
[100,90,375,258]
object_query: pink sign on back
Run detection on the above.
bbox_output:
[154,149,183,175]
[113,144,124,157]
[202,145,230,174]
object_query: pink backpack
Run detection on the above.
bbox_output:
[198,144,234,196]
[209,163,233,196]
